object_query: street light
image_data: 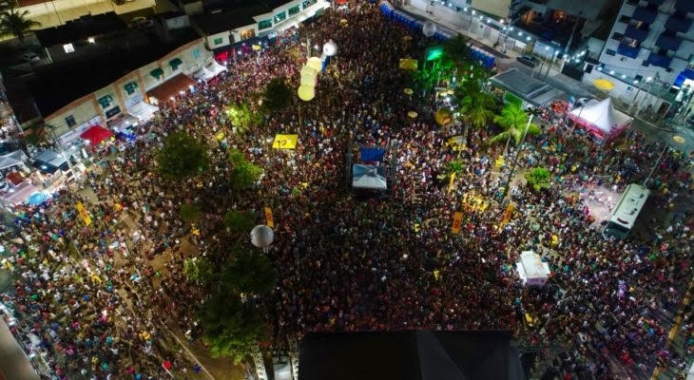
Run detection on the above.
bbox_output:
[643,135,685,187]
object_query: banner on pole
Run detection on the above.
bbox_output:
[264,207,274,228]
[76,202,92,226]
[501,203,515,226]
[451,211,462,233]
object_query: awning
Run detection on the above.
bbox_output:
[624,25,649,41]
[631,7,657,24]
[150,68,164,79]
[0,150,27,171]
[665,16,691,33]
[146,74,196,102]
[169,57,183,70]
[32,149,69,173]
[127,101,159,121]
[676,0,694,13]
[80,125,113,145]
[655,35,681,52]
[3,181,39,205]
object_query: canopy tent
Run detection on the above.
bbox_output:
[299,331,524,380]
[127,101,159,122]
[0,151,28,171]
[80,125,113,146]
[146,74,196,103]
[352,164,387,190]
[359,147,386,162]
[32,150,69,174]
[568,98,632,142]
[192,60,227,82]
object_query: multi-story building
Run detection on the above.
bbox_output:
[593,0,694,114]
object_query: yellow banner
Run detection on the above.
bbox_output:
[500,203,515,226]
[272,134,298,149]
[264,207,274,228]
[448,172,456,193]
[451,211,462,233]
[76,202,92,226]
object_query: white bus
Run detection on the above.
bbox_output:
[604,184,650,239]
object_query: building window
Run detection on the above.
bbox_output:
[65,115,76,127]
[170,57,183,71]
[619,15,631,23]
[258,19,272,30]
[192,48,200,59]
[214,37,223,45]
[124,81,138,95]
[63,43,75,53]
[302,0,317,9]
[240,29,255,39]
[274,11,286,23]
[466,0,472,4]
[289,5,300,16]
[605,49,616,56]
[612,32,624,41]
[98,95,113,109]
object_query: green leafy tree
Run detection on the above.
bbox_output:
[525,167,551,192]
[261,77,292,114]
[490,103,541,153]
[459,92,496,142]
[446,160,464,174]
[228,149,263,190]
[226,102,259,133]
[220,249,277,295]
[198,292,268,363]
[156,132,210,180]
[224,210,256,234]
[180,203,201,224]
[442,34,472,64]
[0,8,41,41]
[184,257,214,284]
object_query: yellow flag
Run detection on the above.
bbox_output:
[451,211,463,233]
[76,202,92,226]
[264,207,274,228]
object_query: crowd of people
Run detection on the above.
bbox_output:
[1,2,693,380]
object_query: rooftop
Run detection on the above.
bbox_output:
[490,68,566,106]
[18,29,199,116]
[34,13,127,47]
[191,5,274,34]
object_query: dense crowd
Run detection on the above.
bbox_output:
[1,2,694,380]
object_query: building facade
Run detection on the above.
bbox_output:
[596,0,694,100]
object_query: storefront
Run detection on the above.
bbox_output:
[123,93,159,123]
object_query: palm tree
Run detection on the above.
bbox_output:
[459,92,496,143]
[490,103,541,154]
[0,8,41,42]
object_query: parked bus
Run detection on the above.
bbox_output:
[603,184,650,239]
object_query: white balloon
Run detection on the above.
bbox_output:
[250,225,274,248]
[323,41,338,56]
[307,57,322,72]
[297,85,315,101]
[422,21,437,37]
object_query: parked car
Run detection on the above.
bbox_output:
[22,52,40,63]
[516,55,538,68]
[131,17,154,29]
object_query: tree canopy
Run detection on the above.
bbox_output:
[226,102,260,133]
[490,103,542,146]
[228,149,263,190]
[525,167,551,192]
[219,249,277,295]
[261,77,292,114]
[0,8,41,41]
[156,132,210,180]
[224,210,256,235]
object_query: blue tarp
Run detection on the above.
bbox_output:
[360,147,386,162]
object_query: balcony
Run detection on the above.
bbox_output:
[625,24,650,41]
[646,52,671,68]
[632,7,658,24]
[617,42,640,59]
[676,0,694,13]
[665,16,692,33]
[655,35,682,52]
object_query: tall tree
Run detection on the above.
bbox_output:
[156,132,210,180]
[226,102,259,133]
[459,92,496,143]
[228,149,263,190]
[224,210,256,235]
[490,103,541,153]
[442,34,472,64]
[219,249,277,295]
[261,77,292,114]
[0,8,41,41]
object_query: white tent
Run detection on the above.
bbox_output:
[516,251,551,287]
[569,98,632,142]
[352,164,387,190]
[0,151,28,171]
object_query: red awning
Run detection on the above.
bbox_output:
[146,74,196,102]
[80,125,113,145]
[336,0,347,4]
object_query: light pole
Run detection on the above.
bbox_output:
[46,124,78,181]
[643,135,685,187]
